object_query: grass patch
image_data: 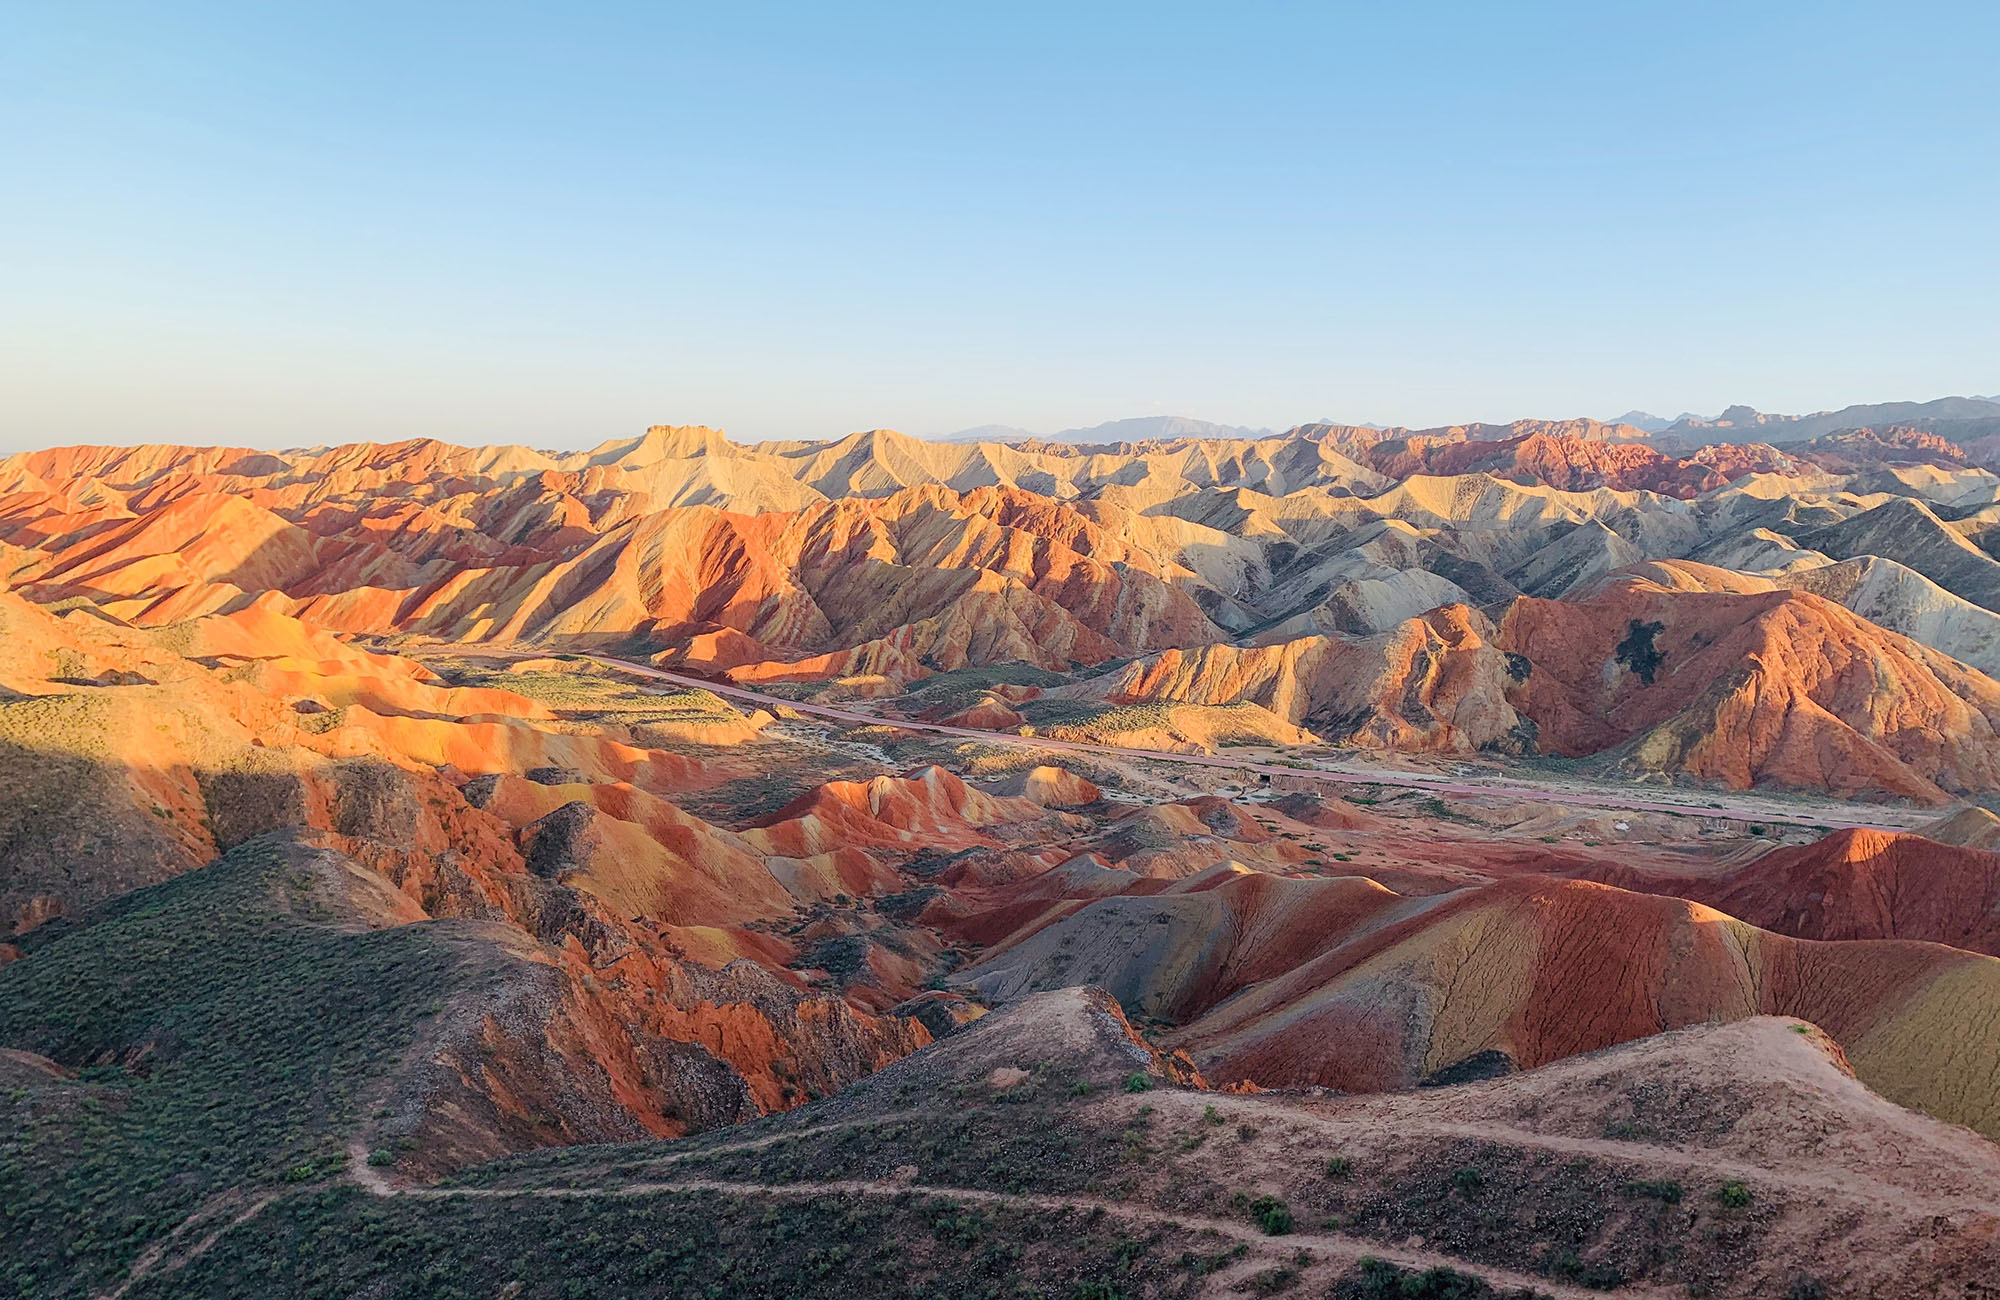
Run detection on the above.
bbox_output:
[904,665,1068,714]
[1622,1178,1682,1204]
[129,1184,1215,1300]
[0,839,471,1298]
[1339,1257,1550,1299]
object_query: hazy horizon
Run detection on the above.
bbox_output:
[5,4,1998,454]
[9,391,2000,456]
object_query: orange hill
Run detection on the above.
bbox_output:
[965,868,2000,1138]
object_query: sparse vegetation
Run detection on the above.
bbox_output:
[904,664,1068,715]
[1243,1264,1302,1294]
[1180,1241,1251,1275]
[1717,1180,1754,1208]
[1341,1257,1550,1299]
[1540,1247,1625,1289]
[0,842,471,1298]
[118,1183,1221,1300]
[1247,1194,1294,1235]
[1613,619,1666,685]
[800,933,872,982]
[1622,1178,1682,1203]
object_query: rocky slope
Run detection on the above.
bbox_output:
[964,868,2000,1139]
[1497,575,2000,798]
[15,422,2000,1298]
[1611,828,2000,956]
[0,586,945,1157]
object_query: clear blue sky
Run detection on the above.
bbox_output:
[5,2,1997,451]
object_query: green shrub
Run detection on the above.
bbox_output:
[1122,1073,1152,1094]
[1623,1178,1682,1203]
[1242,1264,1302,1294]
[1350,1257,1492,1299]
[1325,1155,1353,1179]
[1542,1247,1625,1289]
[1717,1180,1753,1208]
[1248,1195,1294,1235]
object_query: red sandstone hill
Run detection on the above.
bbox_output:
[1073,574,2000,799]
[13,427,2000,807]
[0,584,944,1146]
[1587,827,2000,956]
[18,426,2000,1297]
[4,478,1226,685]
[1080,603,1527,754]
[1795,425,1971,472]
[1365,432,1729,497]
[1497,575,2000,800]
[960,862,2000,1140]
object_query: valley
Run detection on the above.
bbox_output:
[580,654,1933,833]
[7,416,2000,1297]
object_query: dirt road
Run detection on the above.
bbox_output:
[367,1169,1675,1300]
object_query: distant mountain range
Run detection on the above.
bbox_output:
[940,396,2000,448]
[1608,410,1701,434]
[940,416,1277,445]
[937,423,1041,444]
[1655,397,2000,446]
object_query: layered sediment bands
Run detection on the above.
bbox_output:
[1363,431,1730,497]
[1497,576,2000,798]
[15,424,2000,789]
[0,582,944,1158]
[18,421,2000,1170]
[1591,828,2000,956]
[1076,604,1524,752]
[952,835,2000,1139]
[1155,875,2000,1137]
[963,864,1410,1023]
[5,471,1227,686]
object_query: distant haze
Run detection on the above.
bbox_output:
[2,6,1998,452]
[925,397,2000,450]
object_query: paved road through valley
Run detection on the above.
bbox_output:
[588,656,1924,833]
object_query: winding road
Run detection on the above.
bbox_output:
[590,655,1925,833]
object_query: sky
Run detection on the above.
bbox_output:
[4,1,1998,452]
